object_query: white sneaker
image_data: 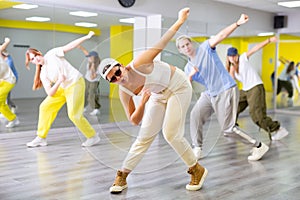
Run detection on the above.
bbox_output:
[82,134,100,147]
[287,98,293,107]
[27,136,48,147]
[248,143,269,161]
[272,127,289,141]
[89,109,100,116]
[193,147,203,160]
[11,106,17,114]
[6,118,20,128]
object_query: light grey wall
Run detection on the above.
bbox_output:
[0,27,111,99]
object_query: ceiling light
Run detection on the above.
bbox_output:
[25,17,51,22]
[69,11,98,17]
[278,1,300,8]
[13,4,38,9]
[119,18,135,24]
[75,22,98,27]
[257,32,275,36]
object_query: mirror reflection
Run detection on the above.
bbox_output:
[1,0,300,134]
[274,34,300,110]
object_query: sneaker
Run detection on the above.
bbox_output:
[186,163,208,191]
[272,127,289,140]
[11,106,17,114]
[5,118,20,128]
[81,134,100,147]
[110,170,129,194]
[248,142,269,161]
[27,136,48,147]
[89,109,100,116]
[193,147,203,160]
[287,98,293,107]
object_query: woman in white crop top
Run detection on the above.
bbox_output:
[98,8,207,194]
[25,31,100,148]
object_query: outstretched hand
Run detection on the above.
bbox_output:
[87,31,95,39]
[269,36,277,43]
[178,7,190,23]
[237,14,249,26]
[4,37,10,43]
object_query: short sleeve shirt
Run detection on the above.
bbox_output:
[40,47,82,89]
[184,40,236,97]
[234,53,263,91]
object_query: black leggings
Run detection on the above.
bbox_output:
[277,79,293,98]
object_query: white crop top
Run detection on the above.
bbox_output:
[120,60,171,96]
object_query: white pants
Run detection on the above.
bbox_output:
[122,69,197,170]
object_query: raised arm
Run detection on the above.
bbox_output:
[77,45,89,56]
[246,36,277,58]
[1,37,10,52]
[62,31,95,53]
[134,7,190,67]
[209,14,249,48]
[279,56,290,64]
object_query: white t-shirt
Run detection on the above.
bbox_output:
[85,63,101,82]
[40,47,82,89]
[0,56,16,84]
[278,63,295,81]
[234,53,263,91]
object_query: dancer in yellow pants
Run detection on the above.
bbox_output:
[25,31,100,147]
[0,55,19,128]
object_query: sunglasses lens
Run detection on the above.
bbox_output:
[110,76,117,83]
[115,69,122,76]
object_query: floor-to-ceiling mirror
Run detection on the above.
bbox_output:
[274,33,300,114]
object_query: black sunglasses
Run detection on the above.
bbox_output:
[107,64,122,83]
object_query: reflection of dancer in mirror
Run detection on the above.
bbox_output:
[176,14,268,161]
[279,57,300,97]
[25,31,100,148]
[0,38,20,128]
[276,56,295,106]
[99,8,207,194]
[78,45,101,116]
[1,37,18,114]
[225,36,289,141]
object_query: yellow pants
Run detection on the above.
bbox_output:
[0,81,16,121]
[37,78,96,139]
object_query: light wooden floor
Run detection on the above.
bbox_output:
[0,96,300,200]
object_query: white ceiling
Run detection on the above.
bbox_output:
[0,0,299,32]
[213,0,300,14]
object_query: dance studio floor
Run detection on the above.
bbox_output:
[0,95,300,200]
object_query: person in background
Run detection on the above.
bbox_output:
[0,38,19,128]
[276,56,295,106]
[99,8,207,194]
[78,45,101,116]
[176,14,269,161]
[225,36,289,141]
[1,37,18,114]
[25,31,100,148]
[279,57,300,97]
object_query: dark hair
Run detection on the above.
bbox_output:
[286,61,295,74]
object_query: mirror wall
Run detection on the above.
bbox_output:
[0,1,284,112]
[274,33,300,113]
